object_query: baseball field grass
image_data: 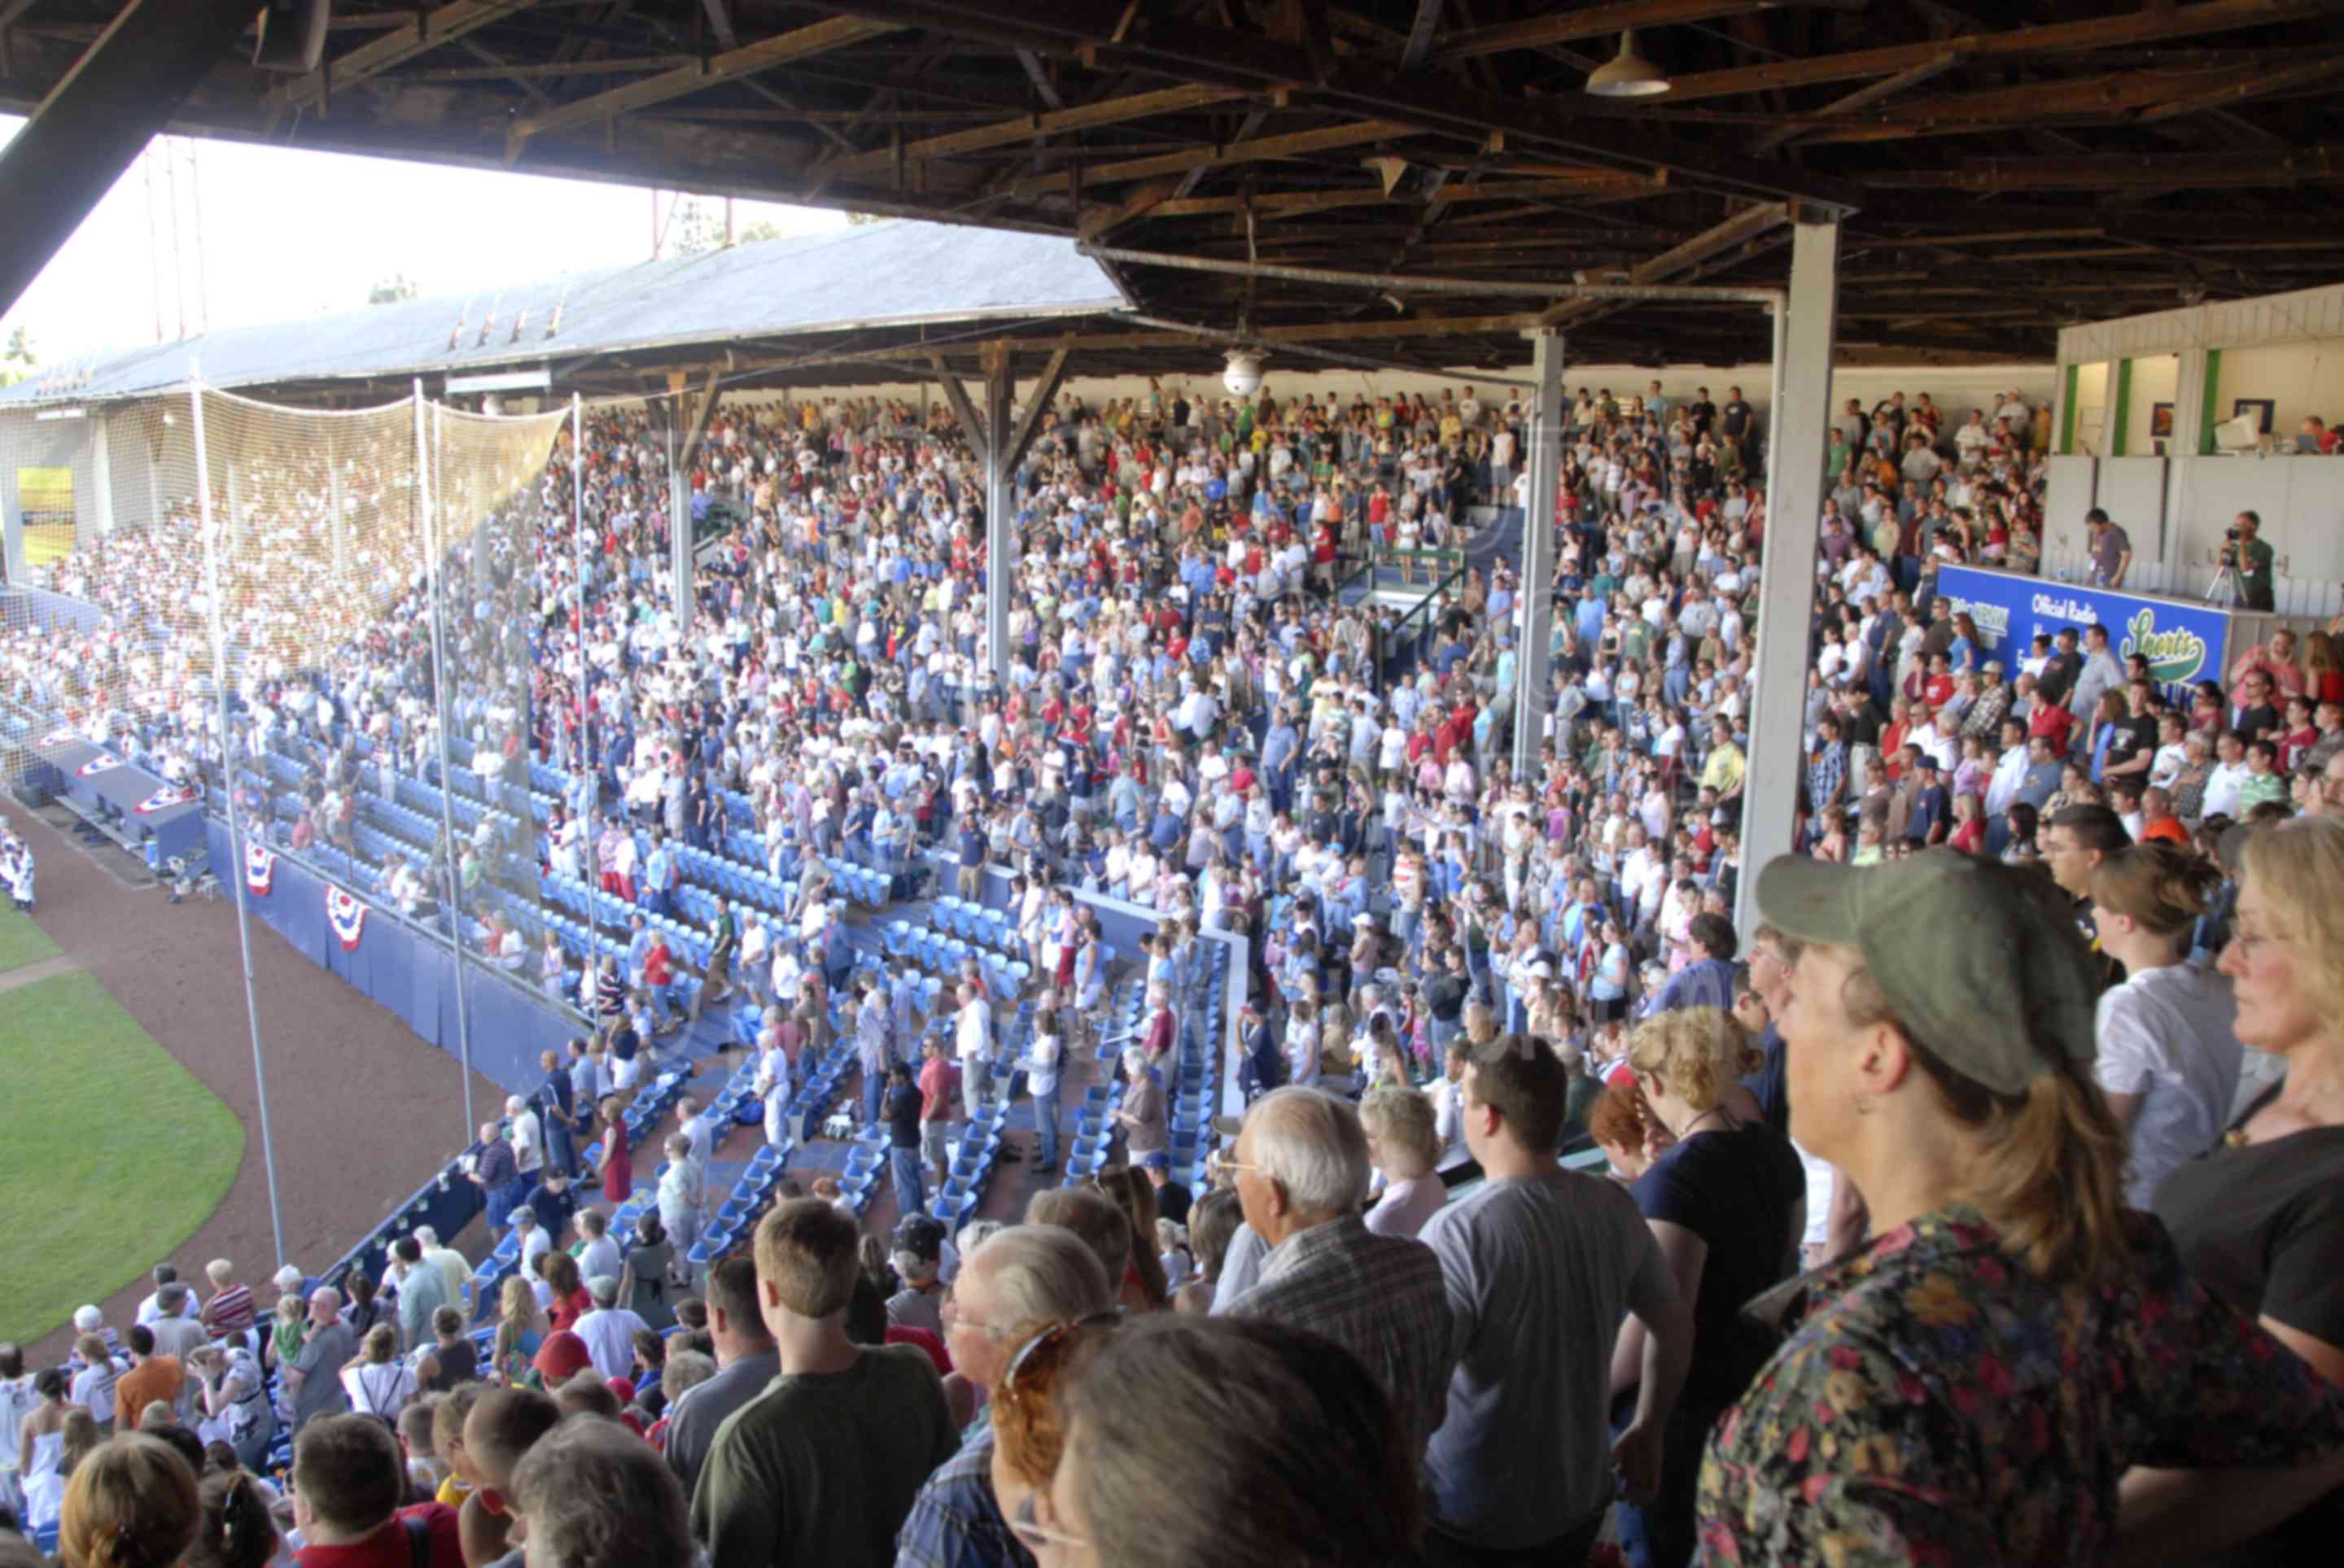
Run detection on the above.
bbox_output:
[0,962,244,1344]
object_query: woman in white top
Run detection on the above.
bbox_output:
[339,1323,417,1424]
[1284,999,1322,1090]
[16,1368,70,1531]
[755,1037,794,1149]
[538,931,568,1001]
[2088,844,2246,1208]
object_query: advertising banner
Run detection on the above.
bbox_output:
[1934,566,2230,706]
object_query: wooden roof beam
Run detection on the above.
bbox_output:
[800,0,1865,209]
[269,0,545,113]
[2136,50,2344,123]
[1749,55,1959,152]
[702,1,738,53]
[1872,145,2344,191]
[1774,55,2344,146]
[1197,170,1666,218]
[1657,0,2335,104]
[1399,0,1444,69]
[813,83,1247,181]
[1538,200,1790,325]
[1432,1,1793,64]
[504,15,903,159]
[1012,117,1419,200]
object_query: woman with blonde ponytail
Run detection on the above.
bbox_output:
[1695,849,2344,1567]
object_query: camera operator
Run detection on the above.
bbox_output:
[2223,511,2276,611]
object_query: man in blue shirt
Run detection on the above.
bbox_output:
[537,1047,582,1177]
[956,821,986,902]
[625,912,653,992]
[643,835,677,919]
[1906,756,1953,845]
[1261,705,1301,815]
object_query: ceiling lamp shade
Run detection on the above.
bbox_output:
[1586,30,1671,98]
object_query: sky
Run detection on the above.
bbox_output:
[0,115,847,367]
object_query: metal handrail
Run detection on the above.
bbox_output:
[1372,545,1466,574]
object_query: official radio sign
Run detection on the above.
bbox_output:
[1935,566,2228,706]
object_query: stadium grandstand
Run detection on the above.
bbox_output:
[4,5,2344,1567]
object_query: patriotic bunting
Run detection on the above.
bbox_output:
[326,884,367,950]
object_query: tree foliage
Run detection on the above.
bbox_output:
[0,325,33,387]
[368,273,419,305]
[671,199,794,255]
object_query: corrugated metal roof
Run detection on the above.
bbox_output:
[1,220,1127,407]
[2056,282,2344,364]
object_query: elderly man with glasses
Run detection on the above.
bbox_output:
[895,1226,1113,1568]
[1213,1087,1455,1461]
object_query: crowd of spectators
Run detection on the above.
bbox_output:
[15,364,2344,1567]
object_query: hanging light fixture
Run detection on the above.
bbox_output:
[1585,30,1672,98]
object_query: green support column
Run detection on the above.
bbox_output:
[2059,364,2081,455]
[2110,359,2134,456]
[2199,349,2224,456]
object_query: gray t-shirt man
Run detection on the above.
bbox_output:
[1421,1169,1677,1551]
[2090,521,2133,587]
[289,1319,356,1432]
[394,1261,449,1353]
[663,1345,781,1496]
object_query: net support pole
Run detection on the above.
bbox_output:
[571,392,595,1011]
[669,408,693,635]
[982,341,1013,692]
[190,377,287,1272]
[90,417,116,539]
[418,383,479,1139]
[1511,328,1563,785]
[1738,219,1840,935]
[326,421,348,577]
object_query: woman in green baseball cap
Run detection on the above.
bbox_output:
[1695,849,2344,1567]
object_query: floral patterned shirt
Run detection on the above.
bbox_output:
[1695,1204,2344,1567]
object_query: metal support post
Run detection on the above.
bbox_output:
[419,386,479,1138]
[571,394,597,980]
[191,378,286,1271]
[1764,301,1788,522]
[982,342,1014,690]
[1510,328,1563,784]
[670,398,695,634]
[2171,346,2211,469]
[1738,220,1840,935]
[0,1,255,321]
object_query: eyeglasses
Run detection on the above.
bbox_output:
[1010,1490,1094,1553]
[937,1292,1012,1338]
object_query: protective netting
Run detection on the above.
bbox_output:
[0,385,597,1033]
[426,400,571,1002]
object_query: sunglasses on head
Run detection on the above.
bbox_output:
[998,1311,1122,1407]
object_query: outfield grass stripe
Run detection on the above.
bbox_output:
[0,971,245,1346]
[0,906,63,976]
